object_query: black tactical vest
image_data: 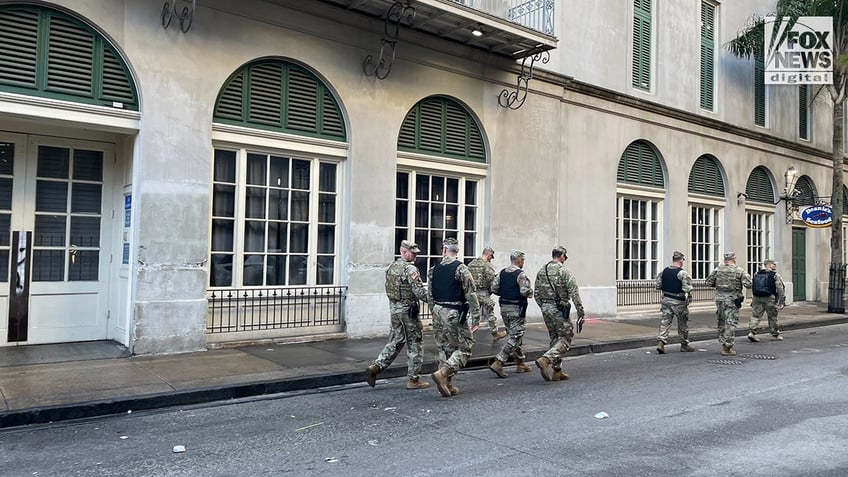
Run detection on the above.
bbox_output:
[661,267,683,294]
[431,260,463,303]
[498,269,525,305]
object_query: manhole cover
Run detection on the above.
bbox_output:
[706,358,745,365]
[738,353,778,360]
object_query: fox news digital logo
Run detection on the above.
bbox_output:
[764,16,833,85]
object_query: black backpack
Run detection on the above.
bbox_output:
[752,270,776,297]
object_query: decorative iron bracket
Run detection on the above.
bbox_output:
[778,189,802,224]
[498,49,549,110]
[363,2,415,80]
[162,0,196,33]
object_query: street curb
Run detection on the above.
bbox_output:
[2,316,846,429]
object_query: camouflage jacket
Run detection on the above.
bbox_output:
[533,260,584,317]
[427,256,482,325]
[385,258,429,305]
[705,264,752,300]
[654,266,693,295]
[491,265,534,299]
[467,257,495,293]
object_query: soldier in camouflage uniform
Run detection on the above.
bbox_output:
[429,237,481,397]
[365,240,431,390]
[705,252,752,356]
[655,251,695,354]
[488,250,534,377]
[534,246,585,382]
[467,247,508,341]
[747,258,786,342]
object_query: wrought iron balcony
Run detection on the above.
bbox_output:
[318,0,558,59]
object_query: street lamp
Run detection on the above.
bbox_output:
[781,166,800,224]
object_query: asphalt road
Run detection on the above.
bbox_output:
[2,324,848,477]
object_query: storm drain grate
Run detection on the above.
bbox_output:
[738,353,778,360]
[706,358,745,365]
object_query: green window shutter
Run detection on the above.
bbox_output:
[745,166,775,203]
[799,84,809,140]
[632,0,652,91]
[688,155,724,196]
[0,6,137,110]
[699,2,715,111]
[795,176,815,206]
[617,140,664,188]
[754,52,766,126]
[213,60,346,141]
[397,97,486,163]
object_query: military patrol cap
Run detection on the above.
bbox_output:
[723,252,737,261]
[443,237,459,250]
[400,240,421,254]
[764,258,777,265]
[510,249,525,261]
[672,251,685,261]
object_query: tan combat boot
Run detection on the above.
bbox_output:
[447,378,459,396]
[492,330,508,341]
[551,369,570,381]
[771,334,784,341]
[515,360,532,373]
[365,364,380,388]
[406,378,430,389]
[747,331,760,342]
[720,346,737,356]
[680,344,695,352]
[656,341,666,354]
[431,367,452,397]
[535,356,553,381]
[489,359,507,378]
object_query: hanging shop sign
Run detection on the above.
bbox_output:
[800,204,833,228]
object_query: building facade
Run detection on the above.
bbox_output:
[0,0,837,354]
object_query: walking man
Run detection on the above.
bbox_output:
[429,237,481,397]
[748,258,786,342]
[655,251,695,354]
[705,252,752,356]
[366,240,431,389]
[534,246,585,382]
[489,250,534,377]
[468,247,508,341]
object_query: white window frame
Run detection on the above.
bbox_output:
[745,205,774,277]
[396,153,487,277]
[209,125,347,288]
[616,186,664,280]
[689,197,723,279]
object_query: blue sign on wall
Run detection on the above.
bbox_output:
[800,204,832,228]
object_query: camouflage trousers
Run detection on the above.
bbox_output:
[716,297,741,348]
[540,302,573,370]
[749,295,781,337]
[475,290,499,332]
[657,297,689,345]
[432,304,475,376]
[374,302,424,380]
[495,304,526,363]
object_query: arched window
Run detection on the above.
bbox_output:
[744,166,775,276]
[210,59,347,289]
[395,96,488,276]
[794,175,817,207]
[616,140,665,281]
[0,5,137,110]
[688,155,725,278]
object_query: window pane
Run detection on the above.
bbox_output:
[269,155,289,187]
[395,200,408,227]
[211,219,234,252]
[445,204,458,231]
[290,223,308,253]
[214,150,237,183]
[289,255,307,285]
[247,153,266,185]
[0,177,11,210]
[291,191,309,221]
[71,183,102,213]
[432,203,444,228]
[318,224,334,253]
[73,150,103,181]
[34,215,66,246]
[69,250,98,281]
[267,255,286,285]
[0,250,8,282]
[318,193,335,223]
[396,172,408,199]
[432,176,444,201]
[245,187,266,219]
[210,254,233,286]
[317,255,334,284]
[0,214,9,246]
[268,189,289,220]
[446,178,459,203]
[319,163,336,192]
[33,250,64,281]
[212,184,236,217]
[416,175,429,200]
[464,206,476,231]
[465,181,477,205]
[415,201,429,227]
[37,146,69,179]
[70,216,100,247]
[36,181,68,212]
[292,159,310,189]
[0,143,14,175]
[244,221,265,252]
[268,222,287,252]
[243,255,264,286]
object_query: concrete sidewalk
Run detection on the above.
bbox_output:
[1,302,845,428]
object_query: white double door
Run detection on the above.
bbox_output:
[2,133,113,344]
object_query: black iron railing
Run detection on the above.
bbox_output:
[616,279,715,307]
[206,286,347,333]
